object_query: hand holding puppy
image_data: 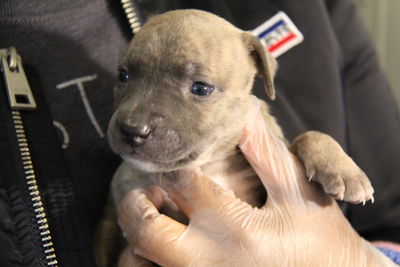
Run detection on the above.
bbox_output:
[117,105,395,267]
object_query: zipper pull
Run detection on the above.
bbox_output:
[0,47,37,110]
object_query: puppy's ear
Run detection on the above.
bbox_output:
[242,32,277,100]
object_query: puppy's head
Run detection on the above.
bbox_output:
[108,10,277,172]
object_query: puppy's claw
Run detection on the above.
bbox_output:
[371,195,375,204]
[362,200,366,206]
[307,171,315,182]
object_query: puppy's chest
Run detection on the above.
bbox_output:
[201,153,265,207]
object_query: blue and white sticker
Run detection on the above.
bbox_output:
[252,12,304,58]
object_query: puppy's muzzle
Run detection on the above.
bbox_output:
[119,120,151,146]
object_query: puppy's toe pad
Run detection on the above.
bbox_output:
[320,177,345,200]
[314,170,374,204]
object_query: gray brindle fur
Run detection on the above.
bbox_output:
[94,10,374,266]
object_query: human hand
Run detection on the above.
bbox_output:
[117,103,390,267]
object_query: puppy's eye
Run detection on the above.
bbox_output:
[118,68,129,82]
[190,82,214,96]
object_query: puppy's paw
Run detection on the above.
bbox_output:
[290,131,374,205]
[305,163,374,205]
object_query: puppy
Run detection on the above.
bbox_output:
[95,10,374,266]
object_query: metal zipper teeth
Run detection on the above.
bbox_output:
[12,111,58,267]
[120,0,142,34]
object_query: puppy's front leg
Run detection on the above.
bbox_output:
[290,131,374,204]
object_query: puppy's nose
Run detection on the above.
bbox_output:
[119,121,151,146]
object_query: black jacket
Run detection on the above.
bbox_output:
[0,0,399,266]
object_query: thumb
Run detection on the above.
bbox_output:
[239,102,305,206]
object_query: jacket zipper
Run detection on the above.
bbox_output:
[0,47,58,266]
[1,3,141,264]
[120,0,142,34]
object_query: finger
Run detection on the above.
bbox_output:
[160,169,252,218]
[118,248,153,267]
[118,189,191,267]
